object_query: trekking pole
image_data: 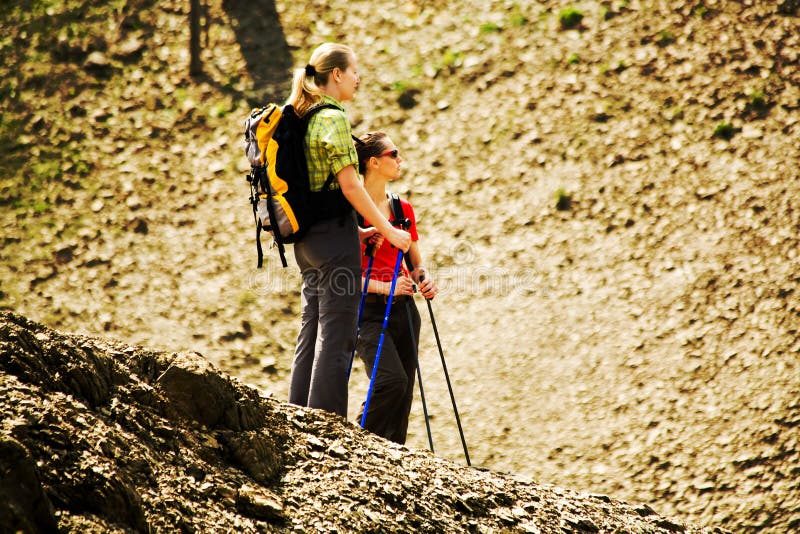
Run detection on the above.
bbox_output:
[425,293,471,466]
[388,216,434,450]
[405,300,434,453]
[405,256,471,466]
[360,249,404,429]
[348,241,377,379]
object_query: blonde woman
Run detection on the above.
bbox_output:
[354,131,438,444]
[287,44,411,418]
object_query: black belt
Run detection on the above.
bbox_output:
[364,293,411,304]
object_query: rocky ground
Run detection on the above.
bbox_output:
[1,311,728,533]
[1,0,799,532]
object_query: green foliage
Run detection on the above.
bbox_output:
[0,0,155,220]
[479,22,503,34]
[535,9,551,29]
[665,105,683,122]
[32,198,51,213]
[59,20,91,41]
[32,159,61,182]
[439,48,464,72]
[599,59,628,76]
[509,13,528,27]
[209,101,230,119]
[555,188,572,211]
[656,30,675,47]
[746,87,768,110]
[602,1,630,20]
[0,116,25,195]
[174,87,189,103]
[558,7,584,30]
[238,290,257,308]
[508,4,529,27]
[0,33,14,55]
[567,53,580,65]
[391,80,412,92]
[64,146,91,177]
[712,122,736,140]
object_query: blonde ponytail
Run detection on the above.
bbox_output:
[287,67,321,117]
[287,43,355,117]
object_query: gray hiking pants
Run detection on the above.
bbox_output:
[288,212,360,417]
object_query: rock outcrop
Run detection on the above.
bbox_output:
[0,311,725,533]
[2,1,800,532]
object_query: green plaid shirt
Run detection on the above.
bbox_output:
[304,95,359,192]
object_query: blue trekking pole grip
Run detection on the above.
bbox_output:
[348,241,378,379]
[360,248,404,428]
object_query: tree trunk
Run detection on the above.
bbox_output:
[189,0,202,76]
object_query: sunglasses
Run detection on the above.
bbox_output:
[378,149,399,159]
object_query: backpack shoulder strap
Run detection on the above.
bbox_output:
[388,191,404,223]
[358,193,403,229]
[389,192,416,273]
[303,102,339,123]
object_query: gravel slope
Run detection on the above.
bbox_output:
[1,0,798,531]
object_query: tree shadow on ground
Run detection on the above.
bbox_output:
[221,0,294,107]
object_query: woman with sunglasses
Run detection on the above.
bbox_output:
[287,44,411,419]
[354,131,438,444]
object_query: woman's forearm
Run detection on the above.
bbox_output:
[337,166,393,236]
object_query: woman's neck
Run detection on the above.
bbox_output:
[364,174,388,205]
[321,84,345,103]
